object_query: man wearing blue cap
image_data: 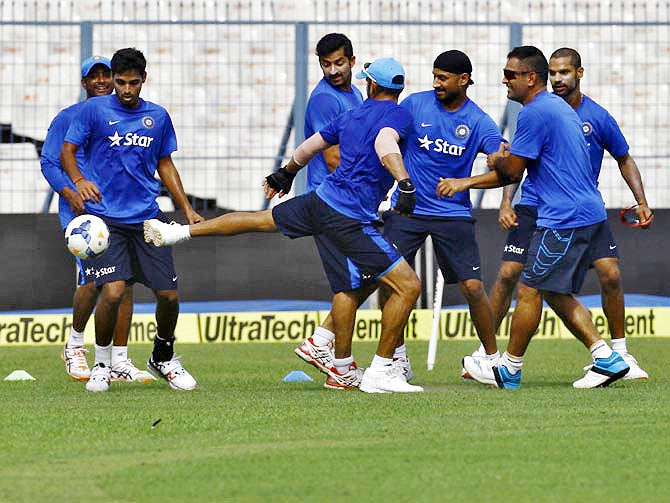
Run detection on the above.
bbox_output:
[144,57,425,393]
[40,55,149,384]
[61,48,203,392]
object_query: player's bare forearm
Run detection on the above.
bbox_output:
[468,170,506,189]
[59,142,84,183]
[617,154,649,206]
[157,156,203,223]
[501,183,519,208]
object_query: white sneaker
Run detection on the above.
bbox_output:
[392,356,414,382]
[143,219,189,247]
[359,365,424,393]
[621,353,649,380]
[324,363,363,390]
[294,337,334,375]
[573,352,629,389]
[61,345,91,381]
[462,355,497,386]
[147,355,197,390]
[461,346,486,379]
[85,362,110,392]
[111,359,156,382]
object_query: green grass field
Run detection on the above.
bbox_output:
[2,340,669,503]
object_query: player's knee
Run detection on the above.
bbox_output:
[100,283,125,306]
[497,262,523,287]
[599,267,621,293]
[403,274,421,303]
[156,290,179,311]
[460,279,485,301]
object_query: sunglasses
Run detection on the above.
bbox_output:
[503,69,532,80]
[619,204,654,229]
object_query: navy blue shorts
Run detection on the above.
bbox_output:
[82,212,178,290]
[382,211,482,284]
[273,192,402,293]
[589,219,619,261]
[501,204,538,263]
[521,221,608,294]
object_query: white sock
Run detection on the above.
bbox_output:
[485,350,501,361]
[477,343,486,355]
[333,355,354,374]
[370,354,393,370]
[501,352,523,374]
[393,344,407,360]
[111,346,128,367]
[311,326,335,347]
[590,340,613,361]
[611,337,627,355]
[67,328,85,348]
[94,343,112,367]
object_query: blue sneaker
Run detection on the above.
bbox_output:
[493,364,521,390]
[573,351,629,388]
[462,356,521,389]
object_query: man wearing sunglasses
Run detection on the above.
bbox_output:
[482,47,652,382]
[441,46,630,389]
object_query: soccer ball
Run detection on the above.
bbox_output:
[64,214,110,259]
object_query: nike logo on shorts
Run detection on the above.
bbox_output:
[172,276,178,281]
[108,120,120,125]
[420,122,432,127]
[609,245,617,250]
[472,266,480,271]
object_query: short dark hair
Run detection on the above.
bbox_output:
[316,33,353,59]
[507,45,548,84]
[111,47,146,75]
[550,47,582,68]
[374,83,403,98]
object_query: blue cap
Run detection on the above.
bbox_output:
[355,57,405,90]
[81,55,111,78]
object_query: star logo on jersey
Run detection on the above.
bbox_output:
[142,116,155,129]
[455,124,470,139]
[582,121,593,136]
[418,134,434,150]
[108,130,123,147]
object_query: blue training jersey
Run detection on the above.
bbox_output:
[40,101,92,229]
[316,98,414,222]
[64,94,178,224]
[575,93,629,183]
[391,91,503,217]
[304,78,364,192]
[510,91,606,229]
[519,93,629,207]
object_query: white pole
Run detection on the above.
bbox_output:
[427,268,444,370]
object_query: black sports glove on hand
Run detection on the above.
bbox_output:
[265,167,296,194]
[394,178,416,216]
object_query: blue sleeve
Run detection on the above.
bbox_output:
[64,101,93,147]
[601,112,629,159]
[510,107,544,160]
[305,93,342,136]
[318,110,347,145]
[386,106,414,140]
[40,111,72,193]
[477,114,504,155]
[159,112,178,158]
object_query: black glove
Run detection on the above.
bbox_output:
[265,167,296,194]
[394,178,416,216]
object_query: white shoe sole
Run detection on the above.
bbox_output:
[143,221,164,247]
[294,346,331,375]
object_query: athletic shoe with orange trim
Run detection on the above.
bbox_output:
[324,362,363,390]
[294,337,334,375]
[61,345,91,381]
[111,359,156,382]
[147,355,197,390]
